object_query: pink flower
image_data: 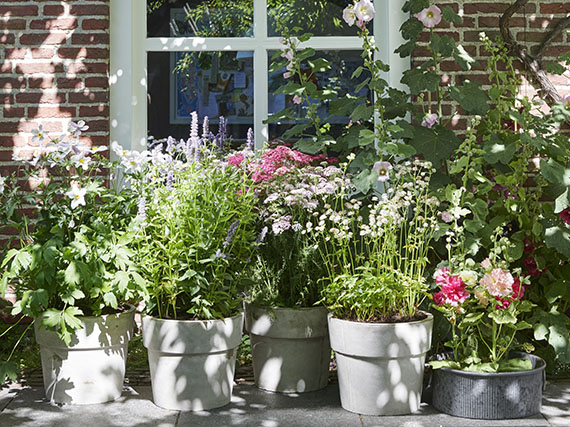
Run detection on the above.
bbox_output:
[481,258,492,270]
[354,0,375,22]
[342,6,357,26]
[495,277,525,309]
[561,207,570,225]
[562,93,570,108]
[480,268,514,297]
[372,161,392,182]
[440,211,453,223]
[228,154,245,166]
[283,72,292,79]
[421,113,438,128]
[434,269,470,307]
[416,5,442,28]
[292,95,302,104]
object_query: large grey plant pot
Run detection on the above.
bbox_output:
[245,304,330,393]
[142,312,243,411]
[328,312,433,416]
[431,352,546,419]
[34,305,135,405]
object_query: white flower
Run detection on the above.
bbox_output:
[342,5,357,26]
[12,152,24,162]
[66,184,87,209]
[0,176,6,195]
[31,125,48,144]
[459,270,478,286]
[354,0,375,22]
[416,5,442,28]
[68,120,89,137]
[48,151,65,168]
[71,152,91,171]
[121,150,149,174]
[29,148,42,166]
[421,113,438,128]
[88,145,108,154]
[372,161,392,182]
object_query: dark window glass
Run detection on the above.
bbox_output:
[147,0,254,38]
[147,51,254,142]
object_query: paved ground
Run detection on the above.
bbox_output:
[0,380,568,427]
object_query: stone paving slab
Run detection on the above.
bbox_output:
[0,381,567,427]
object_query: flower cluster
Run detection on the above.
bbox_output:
[342,0,375,28]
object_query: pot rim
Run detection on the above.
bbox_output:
[433,351,546,377]
[37,303,136,322]
[142,311,244,324]
[328,310,433,326]
[245,302,327,312]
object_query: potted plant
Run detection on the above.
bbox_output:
[0,122,144,404]
[124,119,258,411]
[429,197,544,419]
[232,144,343,393]
[312,158,439,415]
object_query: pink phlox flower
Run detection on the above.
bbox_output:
[416,5,442,28]
[228,153,245,166]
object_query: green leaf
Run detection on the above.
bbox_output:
[293,138,323,155]
[296,48,315,61]
[442,6,463,25]
[103,292,118,309]
[356,129,376,148]
[498,358,533,372]
[0,360,18,384]
[430,33,455,57]
[546,62,567,75]
[64,261,81,286]
[530,308,570,363]
[307,58,331,73]
[400,18,424,40]
[429,360,461,370]
[489,309,517,325]
[482,133,517,164]
[62,307,84,331]
[395,40,416,58]
[554,188,570,214]
[462,312,484,324]
[296,32,313,42]
[541,159,570,187]
[544,225,570,258]
[449,81,490,115]
[352,169,378,195]
[350,103,373,122]
[264,107,294,124]
[408,125,460,168]
[401,68,441,94]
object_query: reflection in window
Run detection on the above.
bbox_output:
[147,0,253,38]
[268,50,371,141]
[267,0,363,37]
[147,51,254,142]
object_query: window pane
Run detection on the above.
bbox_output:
[147,0,253,38]
[268,50,371,141]
[268,0,364,37]
[147,51,254,142]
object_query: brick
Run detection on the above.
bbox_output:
[31,48,55,59]
[16,121,64,134]
[85,76,108,88]
[58,47,109,59]
[4,48,27,59]
[0,18,26,30]
[30,18,78,31]
[2,107,25,118]
[84,119,109,132]
[0,136,27,148]
[540,3,570,14]
[15,92,67,104]
[464,2,535,14]
[79,105,108,117]
[518,32,563,43]
[27,106,76,118]
[0,77,25,89]
[0,5,38,16]
[56,77,84,89]
[0,94,14,104]
[43,5,64,16]
[28,77,54,89]
[14,62,64,75]
[0,61,12,73]
[69,4,109,16]
[20,32,69,46]
[0,33,15,45]
[478,17,525,28]
[81,19,108,30]
[464,31,500,43]
[71,33,109,45]
[66,62,108,74]
[68,91,109,103]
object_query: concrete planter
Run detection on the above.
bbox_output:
[142,312,243,411]
[34,305,135,405]
[328,312,433,416]
[245,304,330,393]
[431,352,546,419]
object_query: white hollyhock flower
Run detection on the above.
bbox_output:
[66,184,87,209]
[342,5,357,26]
[372,161,392,182]
[0,176,6,195]
[416,5,442,28]
[354,0,375,22]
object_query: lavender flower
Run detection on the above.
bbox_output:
[137,197,147,223]
[256,226,268,244]
[202,116,209,140]
[223,220,240,246]
[215,249,228,259]
[166,136,177,154]
[190,111,199,139]
[216,116,227,151]
[246,127,254,151]
[166,170,174,190]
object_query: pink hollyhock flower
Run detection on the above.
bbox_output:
[283,71,292,79]
[481,268,514,297]
[562,93,570,108]
[416,5,442,28]
[434,269,470,307]
[421,113,438,128]
[228,154,245,166]
[523,237,535,254]
[440,211,453,223]
[435,267,450,286]
[292,95,302,104]
[342,5,357,26]
[481,258,492,270]
[495,277,525,309]
[561,207,570,225]
[354,0,375,22]
[522,257,546,277]
[372,161,392,182]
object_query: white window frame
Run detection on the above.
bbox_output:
[109,0,408,151]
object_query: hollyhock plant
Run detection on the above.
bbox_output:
[416,5,442,28]
[421,113,438,128]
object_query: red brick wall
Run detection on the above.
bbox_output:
[0,0,109,174]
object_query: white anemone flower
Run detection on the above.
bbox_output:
[68,120,89,137]
[71,152,91,171]
[88,145,108,154]
[48,151,65,168]
[31,125,48,144]
[66,184,87,209]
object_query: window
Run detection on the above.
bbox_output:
[109,0,409,151]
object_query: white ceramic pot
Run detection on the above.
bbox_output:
[34,305,135,405]
[142,312,243,411]
[245,304,330,393]
[328,312,433,416]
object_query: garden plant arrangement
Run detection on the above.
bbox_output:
[0,0,569,422]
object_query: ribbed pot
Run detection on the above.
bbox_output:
[245,304,330,393]
[34,305,135,405]
[142,312,243,411]
[431,352,546,419]
[328,312,433,416]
